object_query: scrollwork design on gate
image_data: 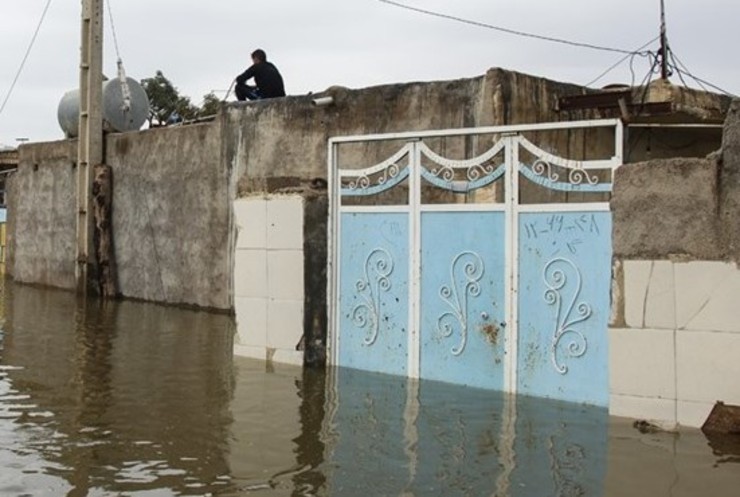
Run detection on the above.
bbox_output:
[347,162,402,191]
[352,248,395,346]
[340,144,411,197]
[519,137,606,192]
[418,140,506,192]
[532,159,560,182]
[543,257,592,374]
[568,167,599,185]
[437,251,485,356]
[428,162,499,183]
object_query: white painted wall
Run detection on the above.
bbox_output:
[233,195,305,366]
[610,260,740,429]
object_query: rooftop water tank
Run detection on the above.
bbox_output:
[57,77,150,138]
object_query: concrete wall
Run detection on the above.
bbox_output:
[8,123,234,310]
[8,140,77,289]
[608,99,740,428]
[224,68,602,193]
[106,123,234,310]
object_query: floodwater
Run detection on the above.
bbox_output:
[0,282,738,497]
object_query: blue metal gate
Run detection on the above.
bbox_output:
[329,121,622,406]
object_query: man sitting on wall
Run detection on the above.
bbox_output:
[234,49,286,101]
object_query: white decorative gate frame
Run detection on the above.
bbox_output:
[328,120,623,406]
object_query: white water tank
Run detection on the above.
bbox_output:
[57,77,150,138]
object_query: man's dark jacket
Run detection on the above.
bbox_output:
[236,61,286,98]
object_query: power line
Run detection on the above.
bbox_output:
[653,1,736,98]
[0,0,54,117]
[377,0,640,55]
[584,36,660,88]
[670,52,737,98]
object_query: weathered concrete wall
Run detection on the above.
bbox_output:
[612,157,722,260]
[106,123,233,310]
[9,140,77,288]
[719,100,740,261]
[7,122,233,310]
[302,190,328,367]
[612,98,740,262]
[224,69,602,195]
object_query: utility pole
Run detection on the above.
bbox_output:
[659,0,669,80]
[77,0,104,294]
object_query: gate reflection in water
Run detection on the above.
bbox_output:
[328,368,607,497]
[1,283,737,496]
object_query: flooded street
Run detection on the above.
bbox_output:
[0,281,737,496]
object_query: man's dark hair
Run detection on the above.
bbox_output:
[251,49,267,63]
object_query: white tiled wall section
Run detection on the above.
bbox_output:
[233,196,305,365]
[623,260,740,333]
[612,260,740,429]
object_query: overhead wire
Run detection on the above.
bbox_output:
[667,50,692,92]
[0,0,54,117]
[378,0,739,99]
[377,0,640,55]
[584,36,660,88]
[669,51,736,97]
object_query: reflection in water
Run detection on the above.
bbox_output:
[0,281,738,496]
[0,282,235,496]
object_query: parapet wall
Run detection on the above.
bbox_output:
[225,68,596,193]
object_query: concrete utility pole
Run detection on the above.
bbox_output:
[77,0,104,294]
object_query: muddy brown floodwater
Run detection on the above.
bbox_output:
[0,281,738,496]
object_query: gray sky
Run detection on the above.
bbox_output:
[1,0,738,146]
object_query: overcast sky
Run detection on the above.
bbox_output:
[1,0,738,146]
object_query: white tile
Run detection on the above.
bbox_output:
[267,299,304,351]
[234,198,267,249]
[676,330,740,405]
[235,297,268,348]
[623,260,652,328]
[233,344,266,361]
[609,393,677,430]
[267,250,304,301]
[644,261,676,330]
[266,195,304,250]
[609,328,675,399]
[677,400,714,429]
[234,249,268,298]
[675,261,740,333]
